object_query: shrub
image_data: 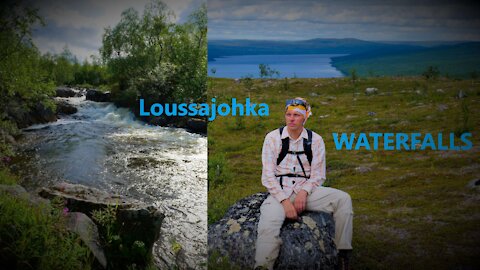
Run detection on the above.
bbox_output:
[422,66,440,80]
[0,170,92,269]
[208,153,232,190]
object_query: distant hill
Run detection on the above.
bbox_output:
[209,38,480,78]
[208,38,423,61]
[331,42,480,78]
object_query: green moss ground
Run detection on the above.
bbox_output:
[208,76,480,269]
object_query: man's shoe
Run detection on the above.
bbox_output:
[337,249,352,270]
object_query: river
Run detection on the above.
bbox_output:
[12,96,207,269]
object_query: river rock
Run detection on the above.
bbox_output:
[457,90,467,99]
[56,87,76,97]
[0,184,49,206]
[6,99,57,128]
[148,116,168,126]
[75,88,87,97]
[86,89,111,102]
[187,118,207,134]
[466,179,480,189]
[437,104,448,112]
[66,212,107,268]
[38,182,164,265]
[55,100,78,115]
[0,128,15,145]
[355,166,372,174]
[365,87,378,95]
[208,192,337,270]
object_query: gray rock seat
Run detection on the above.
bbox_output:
[208,192,338,270]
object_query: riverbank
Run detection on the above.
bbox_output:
[0,169,94,269]
[2,91,207,269]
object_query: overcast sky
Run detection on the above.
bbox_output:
[28,0,205,61]
[208,0,480,41]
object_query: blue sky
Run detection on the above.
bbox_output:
[208,0,480,41]
[28,0,205,61]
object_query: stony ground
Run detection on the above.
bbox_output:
[208,76,480,269]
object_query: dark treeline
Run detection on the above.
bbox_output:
[41,49,108,88]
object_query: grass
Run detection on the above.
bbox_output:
[0,168,93,269]
[207,76,480,269]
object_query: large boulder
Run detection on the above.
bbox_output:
[6,99,57,128]
[38,182,164,268]
[86,89,111,102]
[55,87,76,97]
[187,118,207,134]
[0,184,49,206]
[55,100,78,115]
[208,192,337,270]
[66,212,107,268]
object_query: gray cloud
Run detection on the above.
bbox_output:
[27,0,205,60]
[34,20,100,51]
[208,0,480,41]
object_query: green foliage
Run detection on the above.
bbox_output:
[0,168,18,185]
[0,175,93,269]
[101,1,206,108]
[282,77,290,92]
[92,204,153,269]
[455,99,472,137]
[422,65,440,80]
[0,2,57,158]
[0,119,21,157]
[92,204,119,245]
[350,68,358,83]
[259,63,279,79]
[241,75,254,95]
[230,116,246,130]
[170,238,182,256]
[40,49,108,87]
[208,153,232,190]
[0,3,55,113]
[208,250,240,270]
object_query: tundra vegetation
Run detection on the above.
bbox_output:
[208,75,480,269]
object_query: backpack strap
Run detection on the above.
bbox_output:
[277,127,313,166]
[277,127,289,166]
[304,128,313,165]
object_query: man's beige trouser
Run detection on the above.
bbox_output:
[254,187,353,270]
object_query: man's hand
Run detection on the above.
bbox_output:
[281,199,298,220]
[294,190,308,214]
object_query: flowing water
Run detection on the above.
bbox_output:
[13,96,207,269]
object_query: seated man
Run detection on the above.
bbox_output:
[254,97,353,270]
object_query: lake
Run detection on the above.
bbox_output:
[208,54,346,78]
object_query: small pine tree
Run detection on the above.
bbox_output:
[422,66,440,80]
